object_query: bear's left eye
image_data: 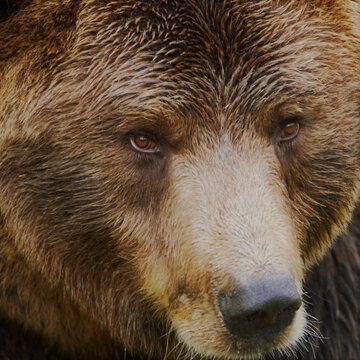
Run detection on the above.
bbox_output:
[129,134,160,153]
[278,121,300,142]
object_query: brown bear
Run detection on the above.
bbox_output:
[0,0,359,359]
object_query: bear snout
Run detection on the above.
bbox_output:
[217,275,302,342]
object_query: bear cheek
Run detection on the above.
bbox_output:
[279,125,360,266]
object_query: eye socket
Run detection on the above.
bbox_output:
[279,121,300,142]
[129,133,160,153]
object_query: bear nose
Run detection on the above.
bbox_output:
[217,275,302,340]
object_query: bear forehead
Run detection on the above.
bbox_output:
[75,0,352,129]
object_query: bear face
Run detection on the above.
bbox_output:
[0,0,359,359]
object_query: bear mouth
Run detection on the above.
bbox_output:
[224,327,300,359]
[170,298,305,360]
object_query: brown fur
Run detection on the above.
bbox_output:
[0,0,359,359]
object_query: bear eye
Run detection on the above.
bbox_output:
[129,134,160,153]
[279,121,300,142]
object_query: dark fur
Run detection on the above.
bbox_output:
[301,209,360,360]
[0,0,359,359]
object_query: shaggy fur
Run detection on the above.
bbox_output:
[0,0,359,359]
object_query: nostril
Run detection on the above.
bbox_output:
[218,275,302,340]
[283,298,302,314]
[243,310,269,329]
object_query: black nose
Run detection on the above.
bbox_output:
[218,276,302,340]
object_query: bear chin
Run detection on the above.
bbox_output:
[171,304,307,359]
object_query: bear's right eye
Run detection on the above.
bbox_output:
[278,121,301,143]
[129,134,160,154]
